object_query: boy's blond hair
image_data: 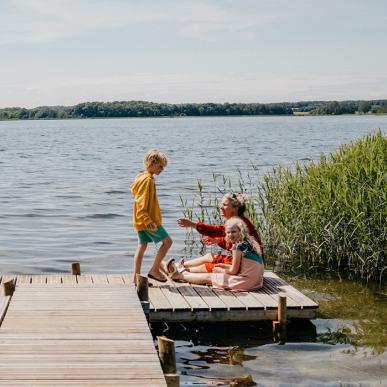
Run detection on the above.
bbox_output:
[143,149,168,169]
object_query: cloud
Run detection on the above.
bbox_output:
[0,0,168,45]
[0,0,279,45]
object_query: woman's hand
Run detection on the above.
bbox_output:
[202,236,219,245]
[177,218,197,228]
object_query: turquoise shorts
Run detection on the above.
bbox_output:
[137,225,169,244]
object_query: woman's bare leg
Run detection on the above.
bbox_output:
[172,271,213,285]
[183,253,213,268]
[189,264,209,273]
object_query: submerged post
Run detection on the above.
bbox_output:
[273,293,287,344]
[2,279,15,297]
[71,262,81,275]
[157,336,179,387]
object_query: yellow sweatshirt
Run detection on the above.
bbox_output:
[131,171,162,231]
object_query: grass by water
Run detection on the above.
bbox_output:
[181,130,386,283]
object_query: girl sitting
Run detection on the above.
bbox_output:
[169,217,264,292]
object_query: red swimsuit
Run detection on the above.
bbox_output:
[196,216,264,272]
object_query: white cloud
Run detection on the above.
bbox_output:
[0,0,167,45]
[0,0,270,45]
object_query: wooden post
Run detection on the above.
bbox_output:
[157,336,179,387]
[2,280,15,296]
[135,274,149,302]
[273,293,287,344]
[71,262,81,275]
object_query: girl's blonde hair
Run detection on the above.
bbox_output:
[225,217,262,256]
[143,149,168,168]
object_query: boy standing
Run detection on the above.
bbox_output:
[131,149,172,282]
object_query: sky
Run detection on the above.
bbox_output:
[0,0,386,108]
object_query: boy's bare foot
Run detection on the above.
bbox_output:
[147,270,167,283]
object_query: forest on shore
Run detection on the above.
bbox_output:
[1,99,386,120]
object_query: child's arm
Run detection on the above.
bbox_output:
[134,178,154,229]
[213,248,242,275]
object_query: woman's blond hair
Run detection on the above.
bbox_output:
[223,192,247,216]
[225,217,262,256]
[143,149,168,168]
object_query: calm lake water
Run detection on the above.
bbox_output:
[1,115,386,385]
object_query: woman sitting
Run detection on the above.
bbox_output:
[176,192,264,273]
[169,217,264,292]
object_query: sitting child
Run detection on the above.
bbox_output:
[168,217,264,292]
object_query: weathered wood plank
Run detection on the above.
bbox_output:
[0,278,166,386]
[147,278,174,311]
[0,296,11,326]
[172,282,209,310]
[188,285,227,310]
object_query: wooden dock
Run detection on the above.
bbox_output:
[0,274,167,386]
[0,272,318,385]
[147,271,318,322]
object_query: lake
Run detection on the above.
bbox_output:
[0,115,386,385]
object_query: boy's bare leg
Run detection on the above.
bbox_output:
[148,237,172,280]
[133,243,147,282]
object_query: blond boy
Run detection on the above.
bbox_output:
[131,149,172,282]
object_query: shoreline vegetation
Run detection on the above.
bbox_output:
[1,99,387,121]
[181,131,386,283]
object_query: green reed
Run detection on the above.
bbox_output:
[180,131,386,282]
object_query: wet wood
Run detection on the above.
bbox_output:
[71,262,81,275]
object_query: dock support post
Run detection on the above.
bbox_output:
[2,279,15,297]
[157,336,179,387]
[71,262,81,275]
[273,293,287,344]
[135,274,149,315]
[135,274,149,301]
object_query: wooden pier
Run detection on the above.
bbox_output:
[0,271,318,385]
[147,271,318,322]
[0,274,167,386]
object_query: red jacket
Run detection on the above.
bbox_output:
[196,216,265,259]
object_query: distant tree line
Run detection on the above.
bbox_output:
[0,99,386,120]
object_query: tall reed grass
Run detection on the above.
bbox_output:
[181,131,386,282]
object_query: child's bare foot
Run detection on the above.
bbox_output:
[147,270,167,283]
[177,258,186,273]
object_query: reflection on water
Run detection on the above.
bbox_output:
[288,275,386,356]
[152,273,386,386]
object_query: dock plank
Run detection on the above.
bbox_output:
[1,272,318,323]
[0,277,166,386]
[173,282,209,310]
[188,285,227,310]
[147,278,174,311]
